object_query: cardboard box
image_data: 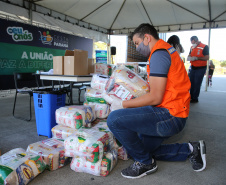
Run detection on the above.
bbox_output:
[53,56,64,75]
[64,49,88,75]
[88,58,94,74]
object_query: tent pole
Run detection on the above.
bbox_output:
[108,34,111,64]
[205,22,212,91]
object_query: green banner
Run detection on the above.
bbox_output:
[0,42,65,75]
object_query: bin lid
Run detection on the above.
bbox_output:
[33,88,67,94]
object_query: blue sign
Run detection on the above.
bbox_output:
[96,50,107,63]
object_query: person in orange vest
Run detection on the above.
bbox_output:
[167,35,184,55]
[187,36,209,103]
[107,23,206,179]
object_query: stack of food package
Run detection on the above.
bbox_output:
[26,138,70,171]
[64,120,118,176]
[0,65,149,181]
[0,148,46,184]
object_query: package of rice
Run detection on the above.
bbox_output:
[55,105,96,128]
[91,74,109,92]
[105,66,150,98]
[27,138,70,171]
[0,148,46,185]
[64,127,114,163]
[85,87,107,104]
[70,156,101,176]
[51,125,78,139]
[94,63,115,76]
[70,148,118,177]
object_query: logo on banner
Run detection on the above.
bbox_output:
[7,27,33,42]
[54,35,69,48]
[39,31,53,45]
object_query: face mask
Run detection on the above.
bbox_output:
[136,41,150,57]
[192,43,197,48]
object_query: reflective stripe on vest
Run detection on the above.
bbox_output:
[147,39,191,118]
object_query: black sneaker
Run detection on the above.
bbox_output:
[121,160,158,179]
[190,99,199,103]
[189,140,206,172]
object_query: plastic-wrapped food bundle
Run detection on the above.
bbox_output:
[27,138,70,171]
[0,148,46,185]
[70,149,118,177]
[70,157,101,176]
[91,74,109,92]
[105,66,150,98]
[117,62,139,74]
[84,101,110,119]
[51,125,78,139]
[94,63,115,76]
[64,127,114,163]
[55,105,96,128]
[85,87,107,104]
[84,88,110,118]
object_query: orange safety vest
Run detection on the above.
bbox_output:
[147,39,191,118]
[190,42,207,67]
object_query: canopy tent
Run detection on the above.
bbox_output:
[0,0,225,90]
[1,0,226,34]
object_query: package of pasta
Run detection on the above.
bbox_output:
[27,138,70,171]
[0,148,46,185]
[51,125,78,140]
[117,62,139,74]
[64,127,114,163]
[94,63,115,76]
[113,139,129,160]
[90,74,109,92]
[100,148,118,176]
[105,66,150,98]
[55,105,96,128]
[84,101,110,119]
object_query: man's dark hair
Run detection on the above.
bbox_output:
[131,23,159,40]
[190,36,198,42]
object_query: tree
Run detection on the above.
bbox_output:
[220,61,226,67]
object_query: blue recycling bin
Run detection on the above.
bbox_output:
[33,88,66,138]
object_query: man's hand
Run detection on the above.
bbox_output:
[190,57,198,61]
[111,99,124,111]
[187,56,198,61]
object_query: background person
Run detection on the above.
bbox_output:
[187,36,209,103]
[107,24,206,179]
[208,60,215,87]
[167,35,184,55]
